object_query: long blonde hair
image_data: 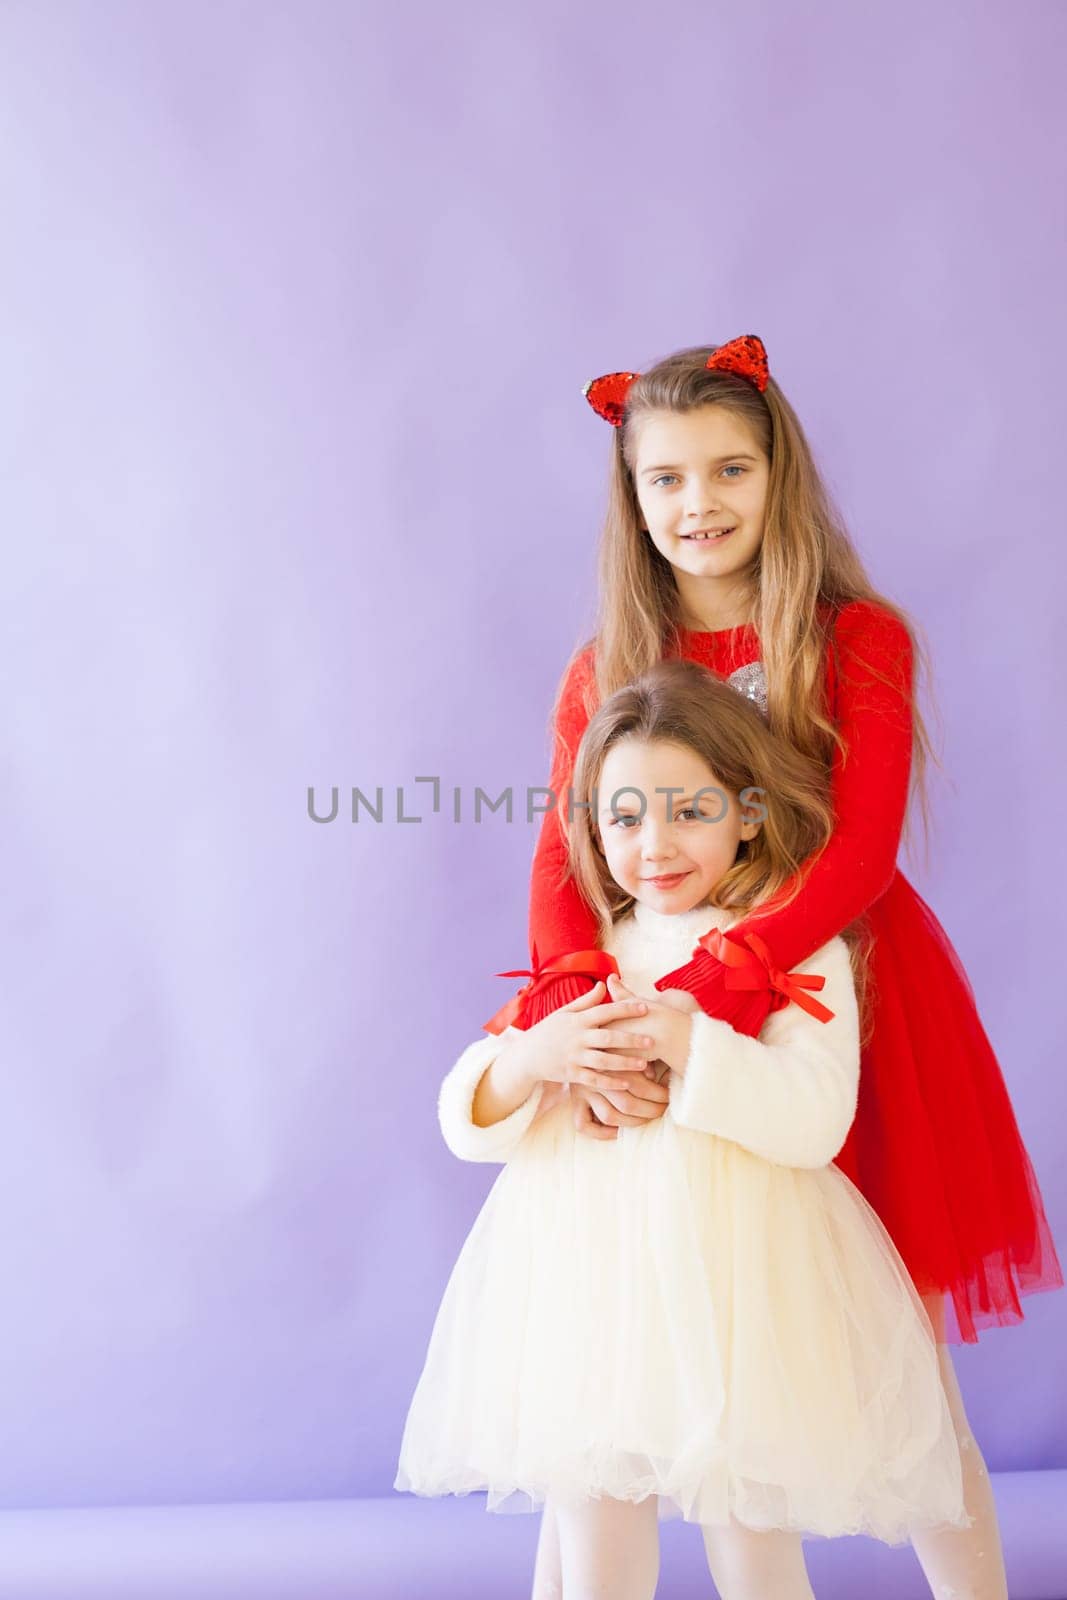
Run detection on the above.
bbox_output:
[566,658,873,1029]
[556,342,941,866]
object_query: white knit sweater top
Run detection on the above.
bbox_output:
[437,900,861,1170]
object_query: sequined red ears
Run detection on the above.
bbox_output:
[582,335,770,425]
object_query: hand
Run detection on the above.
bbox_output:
[571,979,695,1141]
[495,981,656,1100]
[655,987,701,1015]
[571,1067,671,1140]
[604,974,694,1074]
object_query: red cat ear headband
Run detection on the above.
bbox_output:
[582,334,769,425]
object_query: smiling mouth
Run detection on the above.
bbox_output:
[682,527,736,541]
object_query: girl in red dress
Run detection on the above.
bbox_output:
[486,337,1062,1600]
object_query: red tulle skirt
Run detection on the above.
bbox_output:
[833,870,1062,1343]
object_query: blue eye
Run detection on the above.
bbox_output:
[651,466,744,487]
[611,815,640,829]
[677,806,700,820]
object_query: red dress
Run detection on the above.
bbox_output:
[515,600,1062,1344]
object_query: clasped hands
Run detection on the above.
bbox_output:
[577,976,700,1140]
[497,974,699,1142]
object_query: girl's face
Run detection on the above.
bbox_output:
[596,737,761,915]
[632,407,769,606]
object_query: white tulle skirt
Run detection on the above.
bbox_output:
[394,1097,969,1543]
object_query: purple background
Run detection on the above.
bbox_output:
[1,0,1064,1522]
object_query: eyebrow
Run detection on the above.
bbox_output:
[598,794,704,815]
[640,453,760,477]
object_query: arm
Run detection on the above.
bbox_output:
[740,601,914,966]
[482,647,603,1033]
[528,645,600,970]
[656,601,915,1025]
[438,1026,550,1163]
[669,935,860,1167]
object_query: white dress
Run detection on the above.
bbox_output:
[394,901,969,1543]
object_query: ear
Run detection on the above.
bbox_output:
[739,806,763,842]
[738,788,766,839]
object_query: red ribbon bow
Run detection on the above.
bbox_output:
[697,927,836,1025]
[583,335,770,426]
[483,949,621,1035]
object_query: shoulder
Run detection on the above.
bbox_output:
[812,932,860,1034]
[558,640,597,697]
[761,930,859,1043]
[772,926,854,992]
[795,932,858,1026]
[827,600,915,703]
[552,640,599,734]
[831,599,912,656]
[802,930,853,981]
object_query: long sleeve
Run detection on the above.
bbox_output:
[668,934,860,1167]
[437,1026,550,1163]
[483,645,608,1028]
[739,601,914,968]
[656,600,915,1023]
[527,645,600,969]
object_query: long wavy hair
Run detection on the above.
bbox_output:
[554,342,941,866]
[566,658,873,1029]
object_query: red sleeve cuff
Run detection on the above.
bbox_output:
[654,944,773,1039]
[654,928,836,1032]
[703,928,836,1023]
[483,949,620,1034]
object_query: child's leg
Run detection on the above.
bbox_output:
[700,1517,815,1599]
[549,1490,660,1600]
[909,1292,1009,1600]
[530,1500,562,1600]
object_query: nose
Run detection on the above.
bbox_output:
[684,479,724,520]
[641,816,677,862]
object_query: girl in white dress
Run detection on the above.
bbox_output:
[394,658,969,1599]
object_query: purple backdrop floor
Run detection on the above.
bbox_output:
[0,1471,1062,1598]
